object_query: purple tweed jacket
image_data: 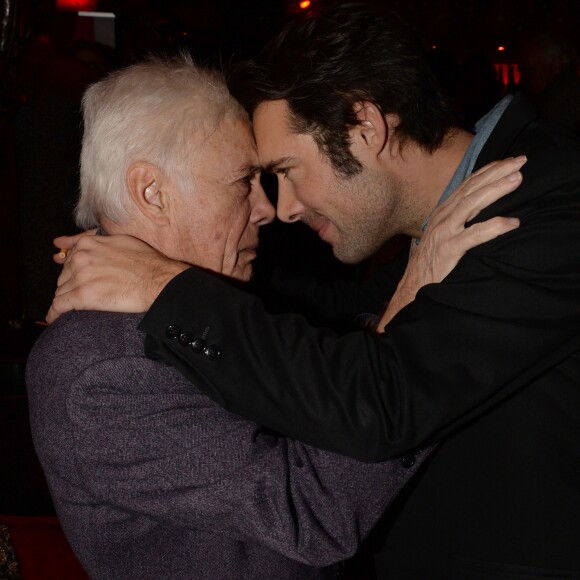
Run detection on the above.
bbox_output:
[26,311,428,579]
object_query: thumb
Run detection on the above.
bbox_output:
[53,229,98,264]
[53,229,98,250]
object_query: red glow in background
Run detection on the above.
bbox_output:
[56,0,98,11]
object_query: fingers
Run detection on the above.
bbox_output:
[463,156,527,191]
[458,216,520,251]
[453,169,523,224]
[422,216,520,267]
[47,287,77,324]
[46,296,66,324]
[54,236,107,290]
[448,155,527,203]
[54,247,71,264]
[47,259,90,323]
[53,229,98,249]
[46,233,185,324]
[430,157,525,230]
[54,264,73,293]
[47,289,83,324]
[53,229,97,264]
[391,157,525,334]
[46,305,58,325]
[468,159,502,176]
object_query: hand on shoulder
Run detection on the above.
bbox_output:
[47,233,190,323]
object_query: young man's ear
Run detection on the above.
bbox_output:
[350,101,400,160]
[126,162,169,225]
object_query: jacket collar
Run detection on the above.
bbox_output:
[474,92,540,170]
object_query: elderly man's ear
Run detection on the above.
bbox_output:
[127,163,170,225]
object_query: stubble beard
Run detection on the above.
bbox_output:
[329,169,403,264]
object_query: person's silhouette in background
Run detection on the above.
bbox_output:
[517,26,580,136]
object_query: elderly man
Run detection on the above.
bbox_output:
[28,55,518,579]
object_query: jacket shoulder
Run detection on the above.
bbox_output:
[26,312,145,388]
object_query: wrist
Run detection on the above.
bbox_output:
[149,261,190,309]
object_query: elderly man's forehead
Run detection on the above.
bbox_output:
[190,114,261,181]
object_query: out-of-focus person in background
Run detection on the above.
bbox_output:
[517,26,580,136]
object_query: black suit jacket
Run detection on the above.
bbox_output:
[140,94,580,577]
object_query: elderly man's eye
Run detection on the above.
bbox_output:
[240,175,254,188]
[238,174,255,195]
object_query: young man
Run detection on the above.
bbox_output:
[47,4,580,577]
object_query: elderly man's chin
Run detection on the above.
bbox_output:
[237,266,254,282]
[232,251,258,282]
[197,248,257,283]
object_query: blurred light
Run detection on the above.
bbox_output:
[494,62,521,87]
[497,45,506,52]
[299,0,311,9]
[512,63,521,85]
[57,0,98,9]
[431,44,438,50]
[494,63,509,86]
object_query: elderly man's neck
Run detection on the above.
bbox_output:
[100,216,162,253]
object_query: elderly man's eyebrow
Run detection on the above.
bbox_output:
[225,164,261,184]
[264,157,295,173]
[234,164,262,179]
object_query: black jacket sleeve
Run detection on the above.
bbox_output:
[140,105,580,461]
[263,242,409,328]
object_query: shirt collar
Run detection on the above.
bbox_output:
[419,94,514,236]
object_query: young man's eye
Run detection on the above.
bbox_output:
[279,168,290,180]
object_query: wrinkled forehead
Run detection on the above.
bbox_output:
[192,113,260,180]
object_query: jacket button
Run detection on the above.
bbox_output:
[204,345,220,360]
[178,332,195,346]
[165,325,180,340]
[190,338,206,353]
[401,454,416,468]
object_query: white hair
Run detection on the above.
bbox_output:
[76,53,247,228]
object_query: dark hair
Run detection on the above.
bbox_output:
[228,2,456,177]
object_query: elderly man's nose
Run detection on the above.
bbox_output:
[276,184,304,224]
[250,184,276,226]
